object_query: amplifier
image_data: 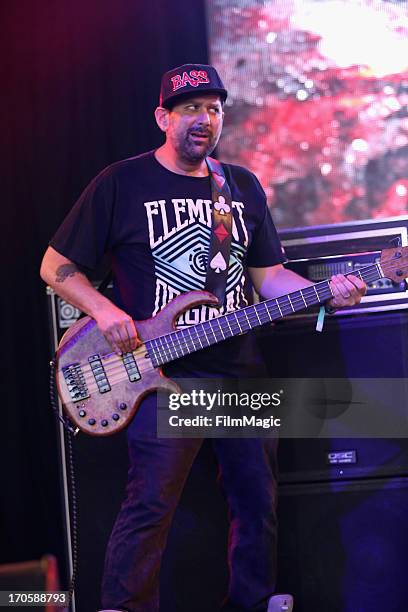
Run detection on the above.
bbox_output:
[46,282,113,337]
[278,216,408,314]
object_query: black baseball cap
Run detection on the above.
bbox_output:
[159,63,228,109]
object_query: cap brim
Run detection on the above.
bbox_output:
[161,88,228,109]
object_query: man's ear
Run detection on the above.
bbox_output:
[155,106,170,132]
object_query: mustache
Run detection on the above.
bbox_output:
[188,127,212,137]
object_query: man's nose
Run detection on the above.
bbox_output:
[196,110,210,125]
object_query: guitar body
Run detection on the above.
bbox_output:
[56,290,219,436]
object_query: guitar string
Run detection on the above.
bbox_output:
[81,265,381,377]
[148,292,326,363]
[67,265,387,387]
[75,284,348,393]
[146,268,382,364]
[75,264,381,370]
[70,357,154,386]
[62,261,401,405]
[89,282,345,374]
[71,298,290,389]
[139,304,289,365]
[68,281,345,408]
[146,267,380,355]
[67,359,157,396]
[75,298,298,377]
[69,259,399,371]
[81,266,380,372]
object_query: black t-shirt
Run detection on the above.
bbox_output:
[51,151,285,376]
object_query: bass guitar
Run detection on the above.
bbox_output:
[55,247,408,436]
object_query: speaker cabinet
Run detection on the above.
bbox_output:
[263,312,408,610]
[277,477,408,612]
[257,312,408,483]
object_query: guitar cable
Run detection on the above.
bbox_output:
[49,358,79,609]
[47,272,112,608]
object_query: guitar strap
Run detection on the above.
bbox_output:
[205,156,233,306]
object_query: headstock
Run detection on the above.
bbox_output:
[380,247,408,282]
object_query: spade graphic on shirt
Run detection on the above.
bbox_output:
[210,251,227,274]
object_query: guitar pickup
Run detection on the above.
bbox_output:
[62,363,90,401]
[88,354,111,393]
[122,352,141,382]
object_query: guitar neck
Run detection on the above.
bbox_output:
[146,262,384,367]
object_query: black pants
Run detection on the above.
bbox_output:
[101,394,279,612]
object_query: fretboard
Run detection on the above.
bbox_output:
[146,262,383,367]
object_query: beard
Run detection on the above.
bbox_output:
[173,127,220,163]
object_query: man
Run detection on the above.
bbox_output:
[40,63,366,612]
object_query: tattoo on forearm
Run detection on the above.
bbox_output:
[55,263,80,283]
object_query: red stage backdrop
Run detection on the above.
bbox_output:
[207,0,408,228]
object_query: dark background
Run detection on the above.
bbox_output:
[4,4,408,612]
[2,0,209,572]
